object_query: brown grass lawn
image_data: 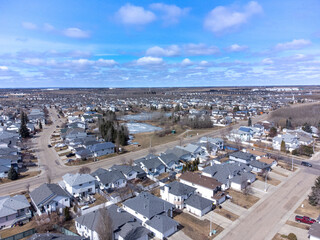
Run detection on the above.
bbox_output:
[151,187,161,197]
[227,189,260,209]
[0,220,37,238]
[89,193,107,208]
[277,162,298,172]
[272,169,288,178]
[256,175,281,186]
[294,199,320,219]
[214,208,239,221]
[174,212,224,240]
[285,220,310,230]
[62,219,77,234]
[0,171,41,185]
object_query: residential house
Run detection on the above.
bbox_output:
[88,142,115,157]
[122,192,175,222]
[308,222,320,240]
[110,164,146,180]
[118,222,150,240]
[75,205,136,240]
[158,153,181,171]
[228,127,253,142]
[160,181,196,209]
[61,173,96,197]
[30,183,71,216]
[184,194,213,217]
[202,162,255,191]
[0,195,31,228]
[135,155,166,177]
[199,137,224,150]
[179,172,225,204]
[91,168,126,191]
[272,133,299,152]
[229,151,256,164]
[144,214,179,240]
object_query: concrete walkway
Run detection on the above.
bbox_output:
[278,224,308,240]
[221,201,247,216]
[202,211,233,229]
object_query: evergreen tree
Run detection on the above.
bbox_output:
[248,117,252,127]
[19,111,30,138]
[309,176,320,206]
[39,121,43,130]
[280,140,286,152]
[8,166,18,180]
[302,122,312,133]
[64,207,71,221]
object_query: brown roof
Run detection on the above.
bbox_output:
[259,157,276,165]
[179,172,222,190]
[246,149,266,157]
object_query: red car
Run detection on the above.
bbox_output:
[295,215,316,224]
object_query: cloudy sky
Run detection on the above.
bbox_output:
[1,0,320,87]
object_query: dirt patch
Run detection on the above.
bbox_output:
[256,175,281,186]
[294,199,320,219]
[174,212,224,240]
[285,220,310,230]
[214,208,239,221]
[227,189,260,209]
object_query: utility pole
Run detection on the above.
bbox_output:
[264,170,269,192]
[291,155,293,171]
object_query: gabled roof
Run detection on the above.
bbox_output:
[91,168,125,185]
[180,172,222,190]
[0,195,30,218]
[184,194,213,210]
[161,181,196,196]
[158,153,180,165]
[89,142,115,152]
[140,157,164,170]
[30,183,70,207]
[75,205,135,232]
[123,192,174,219]
[62,173,95,187]
[229,151,255,161]
[145,214,179,234]
[118,222,150,240]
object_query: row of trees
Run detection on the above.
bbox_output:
[98,111,129,146]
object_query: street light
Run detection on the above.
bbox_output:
[264,169,270,192]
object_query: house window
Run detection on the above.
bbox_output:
[56,202,58,206]
[5,216,8,221]
[79,184,83,186]
[65,198,68,201]
[88,188,91,192]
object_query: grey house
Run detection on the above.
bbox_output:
[91,168,127,190]
[229,151,256,164]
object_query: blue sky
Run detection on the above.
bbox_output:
[0,0,320,87]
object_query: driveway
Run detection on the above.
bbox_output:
[278,224,309,240]
[269,171,287,181]
[168,228,192,240]
[202,211,232,229]
[222,201,247,216]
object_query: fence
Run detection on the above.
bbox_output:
[0,228,36,240]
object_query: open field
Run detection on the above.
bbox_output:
[227,189,260,209]
[174,211,223,240]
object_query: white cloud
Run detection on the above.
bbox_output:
[97,59,117,66]
[116,4,156,25]
[274,39,311,51]
[204,1,262,33]
[150,3,190,25]
[22,22,38,30]
[262,58,274,65]
[184,43,219,55]
[62,28,90,38]
[181,58,193,66]
[23,58,45,66]
[136,56,163,65]
[226,44,248,52]
[0,66,8,70]
[146,45,180,57]
[199,60,209,66]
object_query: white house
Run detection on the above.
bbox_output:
[30,183,71,216]
[160,181,196,209]
[184,194,213,217]
[61,173,96,197]
[91,168,126,190]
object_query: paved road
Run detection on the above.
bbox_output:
[0,109,268,195]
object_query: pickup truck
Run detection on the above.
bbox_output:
[295,215,316,224]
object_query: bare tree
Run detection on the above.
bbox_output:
[25,183,30,194]
[46,169,52,184]
[79,166,91,174]
[96,208,114,240]
[128,159,134,166]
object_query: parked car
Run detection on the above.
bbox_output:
[301,161,312,167]
[66,153,75,158]
[295,215,316,224]
[48,144,52,148]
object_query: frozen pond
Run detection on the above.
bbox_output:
[119,112,171,121]
[125,122,162,134]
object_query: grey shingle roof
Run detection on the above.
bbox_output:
[123,192,174,219]
[184,194,213,210]
[88,142,115,152]
[30,183,70,207]
[63,173,96,187]
[91,168,125,185]
[0,195,30,218]
[118,222,150,240]
[145,214,178,234]
[229,151,255,161]
[28,233,87,240]
[158,153,180,165]
[75,205,135,232]
[162,181,196,196]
